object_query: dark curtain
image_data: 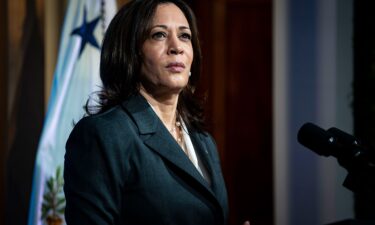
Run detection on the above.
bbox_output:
[353,0,375,220]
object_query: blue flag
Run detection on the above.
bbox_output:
[28,0,116,224]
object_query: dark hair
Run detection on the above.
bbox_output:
[86,0,205,131]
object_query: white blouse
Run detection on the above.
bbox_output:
[180,119,211,186]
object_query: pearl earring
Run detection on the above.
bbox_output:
[189,72,191,77]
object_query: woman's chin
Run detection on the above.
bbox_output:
[162,79,189,91]
[163,85,186,95]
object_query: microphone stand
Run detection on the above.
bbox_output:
[331,144,375,224]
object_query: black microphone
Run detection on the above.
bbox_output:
[297,122,375,169]
[298,122,375,195]
[297,122,340,158]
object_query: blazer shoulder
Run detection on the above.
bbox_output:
[65,105,138,177]
[67,105,138,148]
[196,131,217,149]
[73,105,133,131]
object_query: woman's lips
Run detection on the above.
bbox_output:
[166,62,185,73]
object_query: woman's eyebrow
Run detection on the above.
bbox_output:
[151,24,168,29]
[151,25,191,30]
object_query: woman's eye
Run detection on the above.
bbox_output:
[180,33,192,41]
[151,32,166,40]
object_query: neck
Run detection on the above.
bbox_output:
[139,86,179,130]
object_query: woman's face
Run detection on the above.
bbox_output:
[140,3,193,96]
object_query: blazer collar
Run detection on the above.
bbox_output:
[121,94,225,213]
[121,94,158,134]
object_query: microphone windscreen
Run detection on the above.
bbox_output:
[297,122,334,157]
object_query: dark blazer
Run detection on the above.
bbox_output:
[64,94,228,225]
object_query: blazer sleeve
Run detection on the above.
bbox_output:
[202,132,229,222]
[204,133,223,167]
[64,117,125,225]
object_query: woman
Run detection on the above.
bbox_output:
[64,0,232,224]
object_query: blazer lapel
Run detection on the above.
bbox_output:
[190,132,220,193]
[121,95,213,194]
[144,129,209,186]
[190,132,228,213]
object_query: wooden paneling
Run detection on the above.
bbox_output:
[192,0,227,160]
[5,0,45,224]
[0,0,8,223]
[211,0,228,161]
[225,3,273,224]
[192,0,273,224]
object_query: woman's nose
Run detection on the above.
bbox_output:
[168,36,183,55]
